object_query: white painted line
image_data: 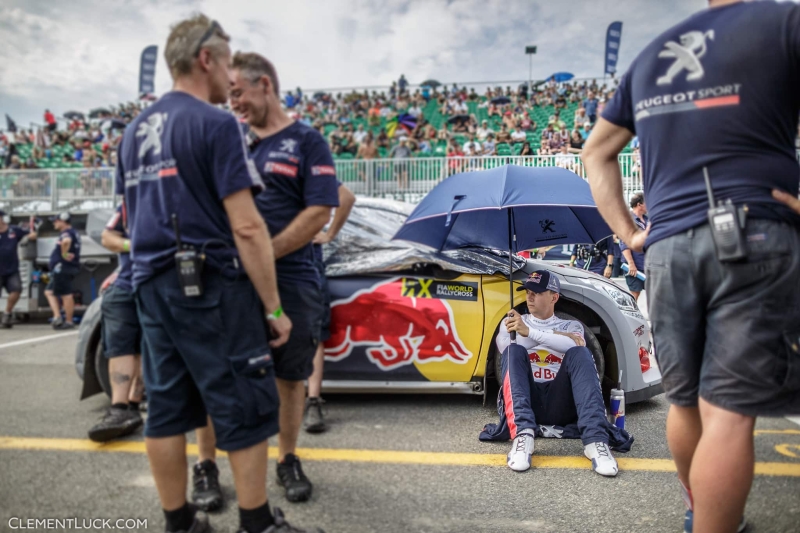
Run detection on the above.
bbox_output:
[0,331,79,351]
[787,417,800,428]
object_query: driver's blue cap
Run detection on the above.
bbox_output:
[517,270,560,294]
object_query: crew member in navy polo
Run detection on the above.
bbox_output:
[0,210,36,328]
[115,15,319,533]
[618,193,647,301]
[583,2,800,531]
[230,51,339,504]
[45,212,80,330]
[87,204,145,443]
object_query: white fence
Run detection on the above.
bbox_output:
[0,155,642,214]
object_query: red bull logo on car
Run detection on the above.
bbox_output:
[324,278,473,371]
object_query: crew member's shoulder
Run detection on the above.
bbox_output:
[293,121,328,146]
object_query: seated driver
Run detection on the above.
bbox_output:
[482,270,632,476]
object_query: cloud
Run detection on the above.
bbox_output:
[1,0,708,127]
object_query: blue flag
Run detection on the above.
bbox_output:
[604,22,623,75]
[138,45,158,96]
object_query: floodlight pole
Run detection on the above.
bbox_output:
[525,45,537,93]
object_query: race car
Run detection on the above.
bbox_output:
[75,198,662,404]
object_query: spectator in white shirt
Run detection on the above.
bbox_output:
[482,133,496,156]
[510,128,527,144]
[555,144,578,172]
[408,103,423,118]
[353,124,368,145]
[462,133,482,154]
[476,120,492,141]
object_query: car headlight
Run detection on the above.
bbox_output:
[589,280,638,312]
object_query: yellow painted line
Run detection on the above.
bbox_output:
[754,429,800,436]
[775,444,800,460]
[0,436,799,476]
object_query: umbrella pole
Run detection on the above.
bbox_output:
[508,210,516,343]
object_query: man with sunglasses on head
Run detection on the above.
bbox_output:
[229,51,339,505]
[116,14,321,533]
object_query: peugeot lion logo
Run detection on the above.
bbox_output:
[540,219,556,233]
[136,112,168,158]
[657,30,714,86]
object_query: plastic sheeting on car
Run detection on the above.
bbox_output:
[323,197,526,277]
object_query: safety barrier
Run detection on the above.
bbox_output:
[0,168,115,214]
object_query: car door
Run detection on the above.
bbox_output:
[323,270,485,383]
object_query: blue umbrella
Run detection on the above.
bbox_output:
[491,96,511,105]
[393,165,612,339]
[549,72,575,83]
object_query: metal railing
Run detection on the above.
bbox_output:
[334,153,643,203]
[0,168,115,214]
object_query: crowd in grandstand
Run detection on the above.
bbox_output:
[1,76,622,174]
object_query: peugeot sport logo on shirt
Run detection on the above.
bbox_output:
[279,139,297,153]
[136,113,168,158]
[657,30,715,86]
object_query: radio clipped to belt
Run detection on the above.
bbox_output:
[172,214,204,297]
[704,167,748,263]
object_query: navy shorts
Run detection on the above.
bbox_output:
[273,282,324,381]
[315,258,332,342]
[47,265,78,297]
[136,269,279,451]
[625,273,645,293]
[646,220,800,416]
[1,272,22,295]
[101,284,141,358]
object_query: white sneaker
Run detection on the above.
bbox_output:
[507,430,535,472]
[584,442,619,477]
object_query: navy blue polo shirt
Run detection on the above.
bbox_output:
[603,1,800,248]
[116,91,264,289]
[619,214,647,270]
[575,236,613,275]
[49,227,80,272]
[250,121,339,287]
[105,205,133,292]
[0,225,29,276]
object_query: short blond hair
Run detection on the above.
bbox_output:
[232,52,280,96]
[164,14,230,79]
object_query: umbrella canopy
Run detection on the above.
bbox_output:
[393,165,611,253]
[386,113,418,138]
[63,111,85,120]
[490,96,511,105]
[89,108,111,119]
[549,72,575,83]
[107,118,127,130]
[420,79,441,88]
[447,114,470,125]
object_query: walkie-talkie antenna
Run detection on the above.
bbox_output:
[703,167,716,207]
[172,214,182,249]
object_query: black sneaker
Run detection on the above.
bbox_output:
[192,459,224,512]
[1,313,13,329]
[51,317,63,330]
[276,454,313,503]
[88,406,143,442]
[166,509,209,533]
[303,398,328,434]
[236,508,325,533]
[55,321,75,330]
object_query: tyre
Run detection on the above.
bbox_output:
[93,329,111,398]
[493,311,605,387]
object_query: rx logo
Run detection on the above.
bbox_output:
[539,219,556,233]
[280,139,297,153]
[401,278,433,298]
[657,30,714,86]
[136,112,167,159]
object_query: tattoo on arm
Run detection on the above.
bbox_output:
[111,372,131,385]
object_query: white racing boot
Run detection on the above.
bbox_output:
[507,429,535,472]
[584,442,619,477]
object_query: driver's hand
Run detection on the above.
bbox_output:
[268,314,293,348]
[506,310,530,337]
[554,330,586,347]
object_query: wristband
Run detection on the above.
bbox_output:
[266,306,283,321]
[62,252,70,260]
[123,239,130,253]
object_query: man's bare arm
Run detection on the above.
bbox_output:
[581,119,644,250]
[223,189,293,348]
[315,185,355,244]
[271,205,333,259]
[101,229,129,254]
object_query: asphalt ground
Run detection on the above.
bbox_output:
[1,322,799,533]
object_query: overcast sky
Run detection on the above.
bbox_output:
[0,0,754,127]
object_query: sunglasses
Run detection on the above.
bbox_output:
[193,20,224,57]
